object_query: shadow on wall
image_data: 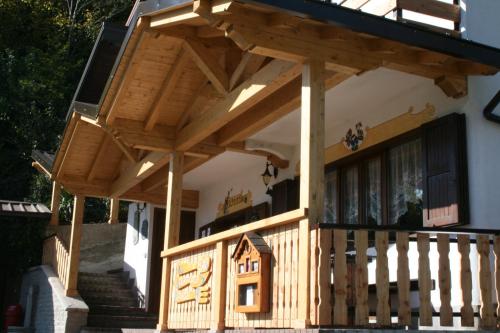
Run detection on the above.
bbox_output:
[56,223,127,273]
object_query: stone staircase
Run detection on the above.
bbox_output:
[78,271,158,332]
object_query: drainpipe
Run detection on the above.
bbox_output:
[483,89,500,124]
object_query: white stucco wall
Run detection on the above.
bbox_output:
[123,203,153,306]
[194,153,296,235]
[459,0,500,229]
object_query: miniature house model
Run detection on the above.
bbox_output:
[232,232,271,313]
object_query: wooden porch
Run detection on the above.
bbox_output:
[155,211,500,330]
[35,0,500,331]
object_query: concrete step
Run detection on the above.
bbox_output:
[87,314,157,329]
[89,305,156,317]
[79,288,135,298]
[81,328,156,333]
[79,278,129,289]
[84,294,138,307]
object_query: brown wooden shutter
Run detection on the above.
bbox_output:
[422,113,468,227]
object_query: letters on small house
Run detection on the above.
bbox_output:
[232,232,271,313]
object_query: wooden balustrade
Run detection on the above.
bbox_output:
[317,225,500,329]
[340,0,461,37]
[42,234,71,290]
[158,208,500,330]
[161,209,308,329]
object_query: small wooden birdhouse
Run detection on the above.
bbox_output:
[232,232,271,313]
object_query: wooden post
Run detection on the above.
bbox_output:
[493,236,500,328]
[108,198,120,224]
[211,240,228,331]
[417,233,433,326]
[49,181,61,226]
[477,234,495,329]
[396,232,411,326]
[457,234,474,327]
[375,231,390,326]
[318,228,333,325]
[354,230,369,326]
[296,60,325,328]
[333,229,348,326]
[157,152,184,332]
[437,233,453,326]
[65,194,85,296]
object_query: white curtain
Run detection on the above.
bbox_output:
[388,139,423,225]
[343,166,358,224]
[324,170,338,224]
[366,157,382,225]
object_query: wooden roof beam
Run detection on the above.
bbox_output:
[110,151,170,198]
[216,71,351,145]
[86,135,113,182]
[55,117,82,181]
[150,4,201,29]
[143,48,190,131]
[176,59,302,151]
[106,17,152,126]
[183,37,229,96]
[216,4,494,78]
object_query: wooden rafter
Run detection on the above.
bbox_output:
[183,37,229,95]
[176,59,302,151]
[55,118,81,181]
[105,17,152,126]
[176,80,210,131]
[200,3,494,80]
[86,135,113,181]
[110,151,171,198]
[144,48,190,131]
[217,71,351,145]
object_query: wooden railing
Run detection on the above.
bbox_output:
[43,234,70,290]
[316,224,500,329]
[161,209,309,329]
[339,0,461,37]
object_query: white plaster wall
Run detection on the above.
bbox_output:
[123,203,153,306]
[458,0,500,229]
[194,154,270,234]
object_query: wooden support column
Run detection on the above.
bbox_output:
[296,60,325,328]
[49,181,61,226]
[211,240,228,331]
[108,198,119,224]
[65,194,85,297]
[157,152,184,332]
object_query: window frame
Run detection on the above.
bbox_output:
[325,128,422,226]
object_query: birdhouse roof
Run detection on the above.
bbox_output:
[232,231,272,259]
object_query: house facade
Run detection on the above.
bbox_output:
[24,0,500,332]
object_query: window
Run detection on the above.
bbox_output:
[324,113,468,227]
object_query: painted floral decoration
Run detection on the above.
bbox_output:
[343,122,365,151]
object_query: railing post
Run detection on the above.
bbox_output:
[49,181,61,226]
[157,152,184,332]
[211,240,228,331]
[65,194,85,296]
[108,198,119,224]
[297,60,325,328]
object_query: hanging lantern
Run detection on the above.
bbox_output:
[261,162,272,187]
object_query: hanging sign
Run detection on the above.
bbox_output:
[216,190,253,218]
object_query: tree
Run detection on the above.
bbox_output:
[0,0,132,222]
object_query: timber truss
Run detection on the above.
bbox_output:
[47,0,499,208]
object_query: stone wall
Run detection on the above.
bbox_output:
[55,223,126,273]
[19,265,88,333]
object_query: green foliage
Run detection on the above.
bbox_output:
[0,0,132,222]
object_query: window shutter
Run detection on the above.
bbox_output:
[422,113,468,227]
